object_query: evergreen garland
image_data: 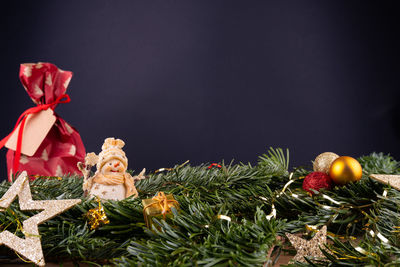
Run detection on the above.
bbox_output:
[0,148,400,266]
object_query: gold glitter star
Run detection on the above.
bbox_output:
[0,171,81,266]
[286,225,327,262]
[370,174,400,191]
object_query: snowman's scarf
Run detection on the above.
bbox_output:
[92,173,137,198]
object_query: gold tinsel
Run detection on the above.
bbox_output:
[86,197,110,230]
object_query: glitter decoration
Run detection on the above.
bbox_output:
[302,172,333,194]
[370,174,400,191]
[286,225,327,262]
[86,197,110,230]
[0,171,81,266]
[313,152,339,174]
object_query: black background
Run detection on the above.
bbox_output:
[0,1,399,180]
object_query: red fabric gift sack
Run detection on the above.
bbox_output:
[1,63,85,180]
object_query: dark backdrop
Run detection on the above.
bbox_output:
[1,1,399,180]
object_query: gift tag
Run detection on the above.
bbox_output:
[5,109,56,156]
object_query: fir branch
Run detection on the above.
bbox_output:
[0,149,400,266]
[358,152,400,175]
[257,147,289,178]
[114,203,284,266]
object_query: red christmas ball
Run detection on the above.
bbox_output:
[302,172,333,194]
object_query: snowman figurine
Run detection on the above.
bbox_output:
[78,137,145,200]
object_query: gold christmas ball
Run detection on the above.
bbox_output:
[329,156,362,185]
[313,152,339,174]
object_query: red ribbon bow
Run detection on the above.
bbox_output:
[0,94,71,176]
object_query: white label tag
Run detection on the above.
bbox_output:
[5,109,56,156]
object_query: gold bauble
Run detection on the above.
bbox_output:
[313,152,340,174]
[329,156,362,185]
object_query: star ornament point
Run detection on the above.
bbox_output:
[370,174,400,191]
[286,225,327,263]
[0,171,81,266]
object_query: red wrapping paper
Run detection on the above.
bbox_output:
[5,63,85,180]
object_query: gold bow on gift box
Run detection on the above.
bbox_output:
[142,192,179,229]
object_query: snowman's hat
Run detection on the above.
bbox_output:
[97,137,128,171]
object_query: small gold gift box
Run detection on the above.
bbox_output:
[142,192,179,229]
